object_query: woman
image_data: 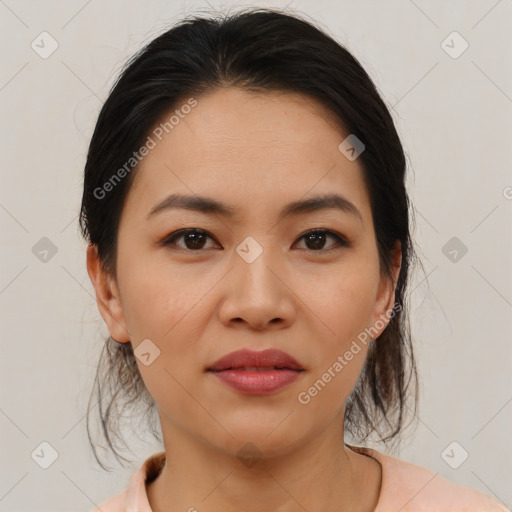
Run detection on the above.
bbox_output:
[81,8,506,511]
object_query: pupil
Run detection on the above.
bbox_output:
[186,232,206,250]
[306,232,326,250]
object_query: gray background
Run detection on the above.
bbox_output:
[0,0,511,510]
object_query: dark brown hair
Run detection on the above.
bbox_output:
[79,6,420,470]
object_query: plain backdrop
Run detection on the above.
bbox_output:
[1,0,511,510]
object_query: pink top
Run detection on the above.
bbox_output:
[91,446,508,511]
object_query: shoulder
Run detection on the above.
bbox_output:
[89,451,166,512]
[362,447,508,511]
[90,489,127,512]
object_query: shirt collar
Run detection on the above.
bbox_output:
[125,451,166,512]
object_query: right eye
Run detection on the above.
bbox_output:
[161,229,220,251]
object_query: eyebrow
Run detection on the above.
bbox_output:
[146,193,363,223]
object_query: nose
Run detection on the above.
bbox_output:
[218,250,296,331]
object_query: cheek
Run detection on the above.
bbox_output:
[116,257,214,396]
[117,252,210,344]
[121,274,209,422]
[313,259,379,351]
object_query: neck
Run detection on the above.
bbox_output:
[146,415,382,512]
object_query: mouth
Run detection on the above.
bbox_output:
[207,349,304,395]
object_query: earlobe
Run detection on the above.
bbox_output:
[86,244,131,343]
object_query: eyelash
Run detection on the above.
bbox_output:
[161,228,352,254]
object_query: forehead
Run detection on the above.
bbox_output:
[124,87,371,225]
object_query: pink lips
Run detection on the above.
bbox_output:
[207,348,304,395]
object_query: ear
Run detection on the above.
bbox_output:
[369,240,402,338]
[86,243,130,343]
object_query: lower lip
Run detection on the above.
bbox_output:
[209,369,302,395]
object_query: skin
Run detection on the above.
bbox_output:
[87,87,401,512]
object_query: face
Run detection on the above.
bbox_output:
[88,87,400,459]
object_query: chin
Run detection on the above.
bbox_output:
[209,417,310,460]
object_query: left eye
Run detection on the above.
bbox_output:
[295,229,350,252]
[161,228,350,252]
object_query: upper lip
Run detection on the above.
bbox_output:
[208,349,304,371]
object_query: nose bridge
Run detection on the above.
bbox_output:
[218,235,295,329]
[232,235,281,297]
